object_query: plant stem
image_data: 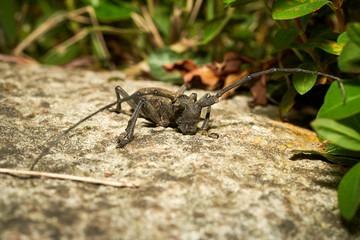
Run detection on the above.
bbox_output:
[333,0,346,32]
[87,26,142,35]
[146,0,154,17]
[293,18,318,63]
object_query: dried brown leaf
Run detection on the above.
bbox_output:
[221,71,249,99]
[183,66,220,90]
[248,74,268,107]
[162,59,198,77]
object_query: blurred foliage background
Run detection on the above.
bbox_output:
[1,0,359,78]
[0,0,353,68]
[1,0,359,116]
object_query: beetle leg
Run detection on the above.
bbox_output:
[201,105,211,133]
[111,86,138,113]
[189,93,197,102]
[117,99,146,147]
[175,83,189,95]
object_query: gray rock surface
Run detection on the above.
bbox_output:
[0,63,358,239]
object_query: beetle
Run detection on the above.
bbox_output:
[30,68,344,170]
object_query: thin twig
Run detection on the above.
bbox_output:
[86,6,111,60]
[187,0,203,26]
[13,7,89,56]
[13,6,112,68]
[333,0,346,32]
[141,6,164,48]
[43,28,89,58]
[0,168,140,188]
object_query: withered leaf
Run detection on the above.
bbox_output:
[221,71,249,99]
[248,74,268,107]
[162,59,198,77]
[183,66,220,90]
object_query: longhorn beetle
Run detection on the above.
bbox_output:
[30,68,345,170]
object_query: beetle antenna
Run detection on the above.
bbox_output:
[29,101,118,170]
[197,68,345,108]
[216,68,345,101]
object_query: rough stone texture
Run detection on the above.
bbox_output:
[0,63,359,239]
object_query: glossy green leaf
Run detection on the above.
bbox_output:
[347,23,360,48]
[304,39,344,55]
[292,149,360,166]
[338,162,360,220]
[326,144,360,159]
[272,0,329,20]
[148,48,183,84]
[338,41,360,73]
[339,113,360,134]
[293,62,317,95]
[273,28,300,50]
[94,3,132,22]
[339,23,360,73]
[317,78,360,119]
[338,32,350,45]
[311,118,360,151]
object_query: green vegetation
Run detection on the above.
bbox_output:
[1,0,360,221]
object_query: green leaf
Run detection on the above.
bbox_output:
[273,28,300,50]
[81,0,101,7]
[304,39,344,55]
[0,1,16,43]
[300,14,311,31]
[272,0,329,20]
[279,86,297,118]
[339,113,360,134]
[94,2,132,22]
[347,23,360,48]
[311,118,360,151]
[338,162,360,221]
[148,48,183,84]
[338,32,350,45]
[317,78,360,119]
[292,149,360,166]
[224,0,259,7]
[200,8,233,45]
[90,33,106,59]
[338,41,360,73]
[326,144,360,159]
[202,20,222,44]
[185,52,211,66]
[224,0,237,6]
[41,44,80,65]
[153,7,171,41]
[207,0,215,21]
[293,62,317,95]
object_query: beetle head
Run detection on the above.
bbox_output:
[173,96,201,135]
